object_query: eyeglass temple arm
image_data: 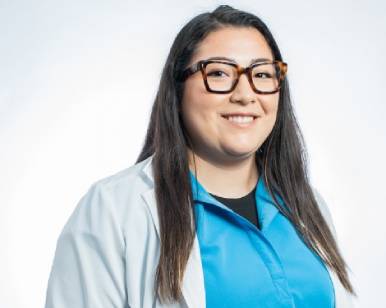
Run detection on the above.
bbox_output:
[179,62,202,81]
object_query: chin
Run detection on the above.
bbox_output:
[223,147,257,158]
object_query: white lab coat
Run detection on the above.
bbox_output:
[45,154,355,307]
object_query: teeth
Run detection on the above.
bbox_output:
[226,116,254,123]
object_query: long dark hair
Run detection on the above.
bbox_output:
[136,4,356,304]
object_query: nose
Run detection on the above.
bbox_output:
[229,73,257,105]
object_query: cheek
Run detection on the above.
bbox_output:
[260,93,279,116]
[181,83,220,125]
[181,102,215,139]
[259,95,279,131]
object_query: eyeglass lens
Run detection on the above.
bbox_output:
[205,62,281,92]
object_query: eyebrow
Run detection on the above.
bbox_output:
[205,56,273,65]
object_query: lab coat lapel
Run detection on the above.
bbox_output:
[141,156,206,308]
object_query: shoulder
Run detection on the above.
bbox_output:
[310,186,337,239]
[61,155,155,236]
[46,155,158,307]
[310,187,357,307]
[91,155,153,196]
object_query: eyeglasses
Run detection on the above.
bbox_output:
[179,59,288,94]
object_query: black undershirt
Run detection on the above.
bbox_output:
[209,185,260,230]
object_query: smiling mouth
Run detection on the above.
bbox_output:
[221,115,258,127]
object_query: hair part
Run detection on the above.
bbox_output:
[136,4,356,304]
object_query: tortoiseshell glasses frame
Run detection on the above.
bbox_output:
[178,59,288,94]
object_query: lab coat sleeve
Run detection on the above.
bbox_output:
[44,182,128,308]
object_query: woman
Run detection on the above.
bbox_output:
[45,5,356,308]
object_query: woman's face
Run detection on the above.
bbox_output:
[181,26,280,164]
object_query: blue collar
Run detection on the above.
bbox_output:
[189,170,286,230]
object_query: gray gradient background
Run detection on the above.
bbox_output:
[1,1,385,307]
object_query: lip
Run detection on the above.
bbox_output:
[221,114,258,128]
[221,112,259,117]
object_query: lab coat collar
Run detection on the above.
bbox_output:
[141,155,206,308]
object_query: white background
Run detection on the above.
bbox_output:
[1,0,385,307]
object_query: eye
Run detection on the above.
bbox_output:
[207,70,228,77]
[254,72,272,79]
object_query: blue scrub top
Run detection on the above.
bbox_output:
[189,170,335,308]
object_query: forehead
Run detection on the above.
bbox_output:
[190,26,273,66]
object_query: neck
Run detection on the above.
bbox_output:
[188,148,259,198]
